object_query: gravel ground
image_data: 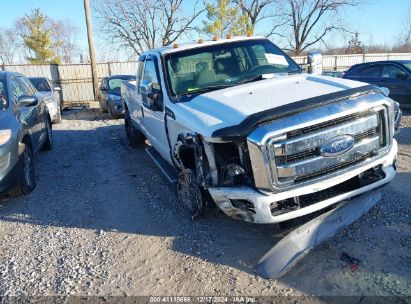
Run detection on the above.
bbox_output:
[0,108,409,298]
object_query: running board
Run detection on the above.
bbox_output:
[145,147,178,184]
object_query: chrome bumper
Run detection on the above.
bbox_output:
[209,141,397,224]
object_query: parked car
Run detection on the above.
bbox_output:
[343,60,411,108]
[0,72,53,197]
[121,36,399,227]
[322,70,344,78]
[98,75,136,118]
[28,77,62,123]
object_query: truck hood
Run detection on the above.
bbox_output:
[174,74,367,138]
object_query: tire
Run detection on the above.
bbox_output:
[42,116,53,151]
[102,100,108,113]
[125,109,145,148]
[8,143,36,197]
[108,103,115,119]
[177,168,207,219]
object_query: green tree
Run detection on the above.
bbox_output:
[19,9,60,64]
[204,0,249,37]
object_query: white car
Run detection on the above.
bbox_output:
[121,36,399,225]
[29,77,62,123]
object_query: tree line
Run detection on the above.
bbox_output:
[1,0,411,64]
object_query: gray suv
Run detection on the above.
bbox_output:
[0,72,53,197]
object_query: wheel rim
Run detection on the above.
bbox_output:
[23,148,34,188]
[177,169,203,217]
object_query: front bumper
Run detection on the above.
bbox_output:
[46,102,58,122]
[0,157,20,193]
[209,140,397,224]
[108,101,125,116]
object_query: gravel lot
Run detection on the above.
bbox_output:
[0,108,410,298]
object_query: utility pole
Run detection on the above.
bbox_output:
[84,0,99,101]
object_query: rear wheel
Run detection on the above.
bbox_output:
[125,108,145,148]
[8,143,36,197]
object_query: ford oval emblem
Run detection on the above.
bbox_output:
[320,135,355,157]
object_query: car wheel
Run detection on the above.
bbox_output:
[125,108,145,148]
[8,143,36,197]
[177,168,207,219]
[99,97,108,113]
[42,116,53,151]
[108,103,114,119]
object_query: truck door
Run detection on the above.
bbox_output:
[140,54,170,160]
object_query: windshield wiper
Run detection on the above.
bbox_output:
[182,84,234,96]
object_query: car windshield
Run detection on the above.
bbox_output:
[0,80,7,109]
[108,77,135,94]
[29,78,51,92]
[401,62,411,71]
[165,39,302,98]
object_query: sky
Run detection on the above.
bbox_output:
[1,0,410,61]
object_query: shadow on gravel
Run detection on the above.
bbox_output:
[0,124,282,278]
[0,113,410,294]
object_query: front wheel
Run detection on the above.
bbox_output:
[177,168,207,219]
[8,143,36,197]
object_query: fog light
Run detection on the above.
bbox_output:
[230,199,255,213]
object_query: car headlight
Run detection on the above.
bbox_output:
[0,130,12,146]
[109,95,121,101]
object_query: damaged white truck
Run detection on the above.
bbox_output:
[122,36,401,277]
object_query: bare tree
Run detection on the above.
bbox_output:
[232,0,275,33]
[394,4,411,52]
[50,20,80,63]
[92,0,204,56]
[0,28,23,64]
[273,0,359,55]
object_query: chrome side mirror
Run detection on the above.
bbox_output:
[18,95,38,107]
[140,81,163,111]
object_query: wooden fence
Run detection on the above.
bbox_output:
[1,61,138,107]
[2,52,411,107]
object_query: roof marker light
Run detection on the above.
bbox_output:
[226,34,232,39]
[198,38,203,44]
[246,31,252,37]
[212,36,219,41]
[173,43,179,48]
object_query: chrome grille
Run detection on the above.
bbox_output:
[247,92,394,191]
[268,108,388,187]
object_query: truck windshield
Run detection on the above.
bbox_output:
[165,39,302,98]
[29,78,51,92]
[0,80,7,109]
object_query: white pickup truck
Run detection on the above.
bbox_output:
[121,36,401,226]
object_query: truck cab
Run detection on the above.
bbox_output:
[122,36,399,224]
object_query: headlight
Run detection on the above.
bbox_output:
[109,95,121,101]
[0,130,12,146]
